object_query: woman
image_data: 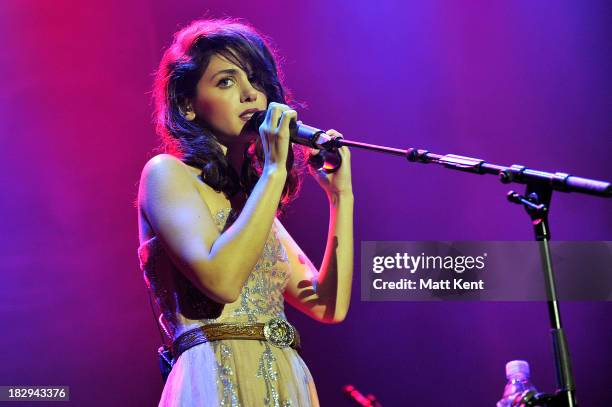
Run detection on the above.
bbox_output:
[137,18,354,406]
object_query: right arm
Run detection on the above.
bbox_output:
[138,104,296,304]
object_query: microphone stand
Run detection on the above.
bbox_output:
[325,137,611,406]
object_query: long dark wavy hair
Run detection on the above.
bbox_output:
[153,18,306,213]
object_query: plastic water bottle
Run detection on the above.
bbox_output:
[496,360,539,407]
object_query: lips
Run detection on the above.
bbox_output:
[239,108,260,121]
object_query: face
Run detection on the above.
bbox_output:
[188,53,268,144]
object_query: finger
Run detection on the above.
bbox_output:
[338,146,351,159]
[267,102,289,131]
[326,129,344,138]
[259,104,276,150]
[277,109,297,139]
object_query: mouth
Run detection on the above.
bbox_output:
[239,109,260,121]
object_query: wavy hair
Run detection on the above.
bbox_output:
[153,18,305,213]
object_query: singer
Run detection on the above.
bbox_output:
[137,18,354,406]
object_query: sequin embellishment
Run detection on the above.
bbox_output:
[213,341,240,407]
[257,343,292,407]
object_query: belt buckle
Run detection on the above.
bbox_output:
[263,317,295,348]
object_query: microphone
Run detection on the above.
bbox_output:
[248,110,343,173]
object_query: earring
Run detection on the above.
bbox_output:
[185,111,196,121]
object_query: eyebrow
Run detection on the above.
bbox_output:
[211,68,240,81]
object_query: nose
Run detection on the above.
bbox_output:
[240,81,258,103]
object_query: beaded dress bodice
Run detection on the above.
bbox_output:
[137,207,291,339]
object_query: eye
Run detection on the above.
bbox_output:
[217,77,235,88]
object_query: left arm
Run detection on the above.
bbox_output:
[281,134,354,323]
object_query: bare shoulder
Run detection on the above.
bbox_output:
[137,152,220,245]
[139,153,198,192]
[141,153,189,181]
[138,154,201,214]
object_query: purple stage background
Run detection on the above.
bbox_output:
[1,1,610,405]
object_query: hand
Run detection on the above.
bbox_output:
[258,102,295,173]
[308,129,353,199]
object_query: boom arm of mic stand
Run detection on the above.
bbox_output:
[333,138,611,198]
